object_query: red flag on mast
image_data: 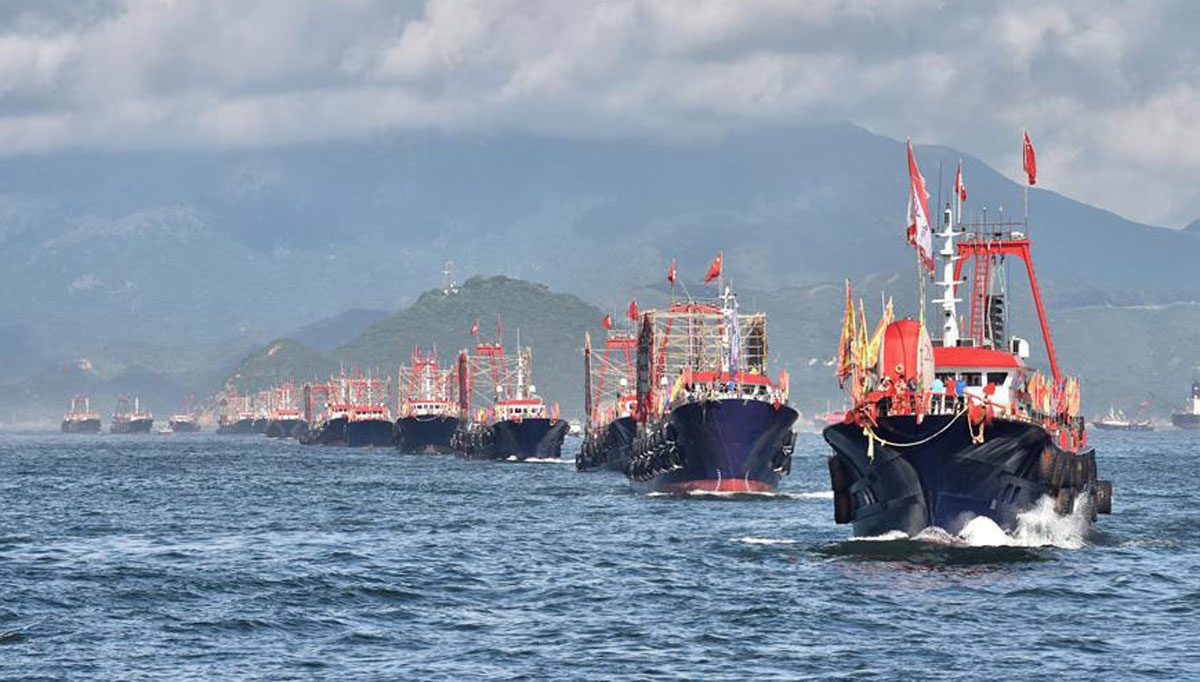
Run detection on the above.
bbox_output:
[1023,130,1037,186]
[905,139,935,273]
[470,319,479,336]
[704,252,722,284]
[667,260,677,286]
[602,314,613,330]
[954,160,967,202]
[626,300,639,321]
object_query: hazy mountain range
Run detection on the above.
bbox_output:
[0,122,1197,424]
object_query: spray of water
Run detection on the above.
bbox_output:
[854,494,1092,549]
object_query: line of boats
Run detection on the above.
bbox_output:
[56,141,1200,539]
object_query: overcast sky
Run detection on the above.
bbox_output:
[1,0,1196,227]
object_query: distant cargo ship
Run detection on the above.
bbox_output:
[452,327,568,460]
[394,348,461,454]
[61,395,102,434]
[1172,380,1200,430]
[110,395,153,434]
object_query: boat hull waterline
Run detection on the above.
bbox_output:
[626,399,798,495]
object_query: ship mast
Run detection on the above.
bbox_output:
[933,203,963,347]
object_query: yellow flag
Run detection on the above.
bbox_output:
[835,280,856,385]
[864,296,894,371]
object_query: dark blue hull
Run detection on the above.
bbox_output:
[302,417,394,447]
[455,418,568,460]
[217,419,256,435]
[265,419,307,439]
[577,417,635,472]
[110,418,153,434]
[823,414,1109,537]
[395,416,460,454]
[626,399,798,494]
[61,418,101,434]
[168,420,201,433]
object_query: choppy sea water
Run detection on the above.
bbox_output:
[1,429,1197,680]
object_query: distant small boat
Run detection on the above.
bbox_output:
[1091,406,1152,432]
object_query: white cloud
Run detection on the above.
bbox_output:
[0,0,1198,226]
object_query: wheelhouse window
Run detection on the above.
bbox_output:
[986,372,1008,387]
[964,373,982,387]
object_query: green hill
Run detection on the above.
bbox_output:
[225,276,607,414]
[332,276,606,414]
[226,338,332,394]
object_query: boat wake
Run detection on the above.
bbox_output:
[732,537,797,545]
[794,490,835,500]
[503,456,571,464]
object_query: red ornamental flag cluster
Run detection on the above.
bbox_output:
[667,260,677,286]
[905,139,935,273]
[627,299,639,321]
[602,314,613,330]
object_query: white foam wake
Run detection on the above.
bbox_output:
[794,490,834,500]
[732,537,797,545]
[853,495,1091,549]
[503,456,571,464]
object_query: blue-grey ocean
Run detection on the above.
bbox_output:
[0,429,1196,680]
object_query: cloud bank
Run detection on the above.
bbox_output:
[0,0,1197,226]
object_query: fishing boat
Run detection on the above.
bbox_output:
[1092,405,1153,432]
[301,371,395,447]
[577,326,638,472]
[61,395,102,433]
[1171,380,1200,430]
[109,395,153,434]
[394,348,461,454]
[823,141,1112,537]
[623,260,798,493]
[216,386,257,434]
[264,383,307,439]
[451,326,568,460]
[167,397,201,433]
[811,401,849,431]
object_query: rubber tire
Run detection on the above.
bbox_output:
[828,456,851,493]
[833,490,853,524]
[1095,480,1113,515]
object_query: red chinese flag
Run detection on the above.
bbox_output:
[954,161,967,202]
[602,314,613,330]
[704,252,722,284]
[667,260,677,286]
[1023,130,1037,186]
[626,300,639,321]
[470,319,479,336]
